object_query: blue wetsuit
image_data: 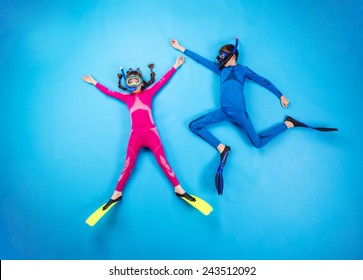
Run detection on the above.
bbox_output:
[185,49,287,149]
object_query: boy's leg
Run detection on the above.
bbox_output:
[189,109,228,149]
[240,117,287,148]
[189,109,232,195]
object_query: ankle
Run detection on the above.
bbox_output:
[111,191,122,200]
[174,185,185,194]
[217,144,225,153]
[285,121,294,128]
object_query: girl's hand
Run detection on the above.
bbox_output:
[280,95,289,108]
[82,75,97,85]
[170,38,185,52]
[173,56,185,69]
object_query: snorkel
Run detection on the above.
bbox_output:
[120,67,143,92]
[216,37,239,70]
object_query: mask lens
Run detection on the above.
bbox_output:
[216,51,229,63]
[219,51,228,60]
[126,75,142,87]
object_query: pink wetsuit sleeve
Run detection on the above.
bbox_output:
[95,83,128,102]
[147,67,176,97]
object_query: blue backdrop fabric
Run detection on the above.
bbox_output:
[1,0,362,260]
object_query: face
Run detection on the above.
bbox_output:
[216,46,237,69]
[223,54,237,67]
[132,84,143,93]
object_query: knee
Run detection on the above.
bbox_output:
[189,120,201,132]
[157,154,171,170]
[122,156,135,171]
[251,141,263,149]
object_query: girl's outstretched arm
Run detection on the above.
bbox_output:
[82,75,97,85]
[173,56,185,70]
[82,75,128,102]
[148,56,185,96]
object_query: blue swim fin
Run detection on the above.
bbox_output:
[214,146,230,195]
[215,167,224,195]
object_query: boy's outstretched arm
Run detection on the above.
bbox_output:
[245,66,289,108]
[280,95,289,108]
[170,38,219,74]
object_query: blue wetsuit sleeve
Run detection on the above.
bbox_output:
[244,66,283,98]
[184,49,220,74]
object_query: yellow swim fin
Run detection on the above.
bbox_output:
[85,198,120,226]
[177,193,213,216]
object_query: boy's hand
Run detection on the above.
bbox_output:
[280,95,289,108]
[170,39,185,52]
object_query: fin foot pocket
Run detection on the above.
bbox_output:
[102,196,122,211]
[86,196,122,226]
[176,192,196,202]
[220,145,231,168]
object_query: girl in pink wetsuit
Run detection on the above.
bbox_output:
[82,57,196,210]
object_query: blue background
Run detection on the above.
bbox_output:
[1,0,362,260]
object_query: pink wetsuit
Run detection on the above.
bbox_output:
[95,67,179,191]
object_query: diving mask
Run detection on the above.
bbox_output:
[126,75,143,87]
[216,37,239,69]
[216,51,229,63]
[120,67,142,91]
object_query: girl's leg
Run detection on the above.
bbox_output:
[145,128,201,204]
[114,132,141,194]
[103,131,142,210]
[147,128,183,192]
[103,143,139,209]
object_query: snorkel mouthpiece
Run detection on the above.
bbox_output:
[217,37,239,70]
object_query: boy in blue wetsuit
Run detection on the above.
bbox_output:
[170,38,337,195]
